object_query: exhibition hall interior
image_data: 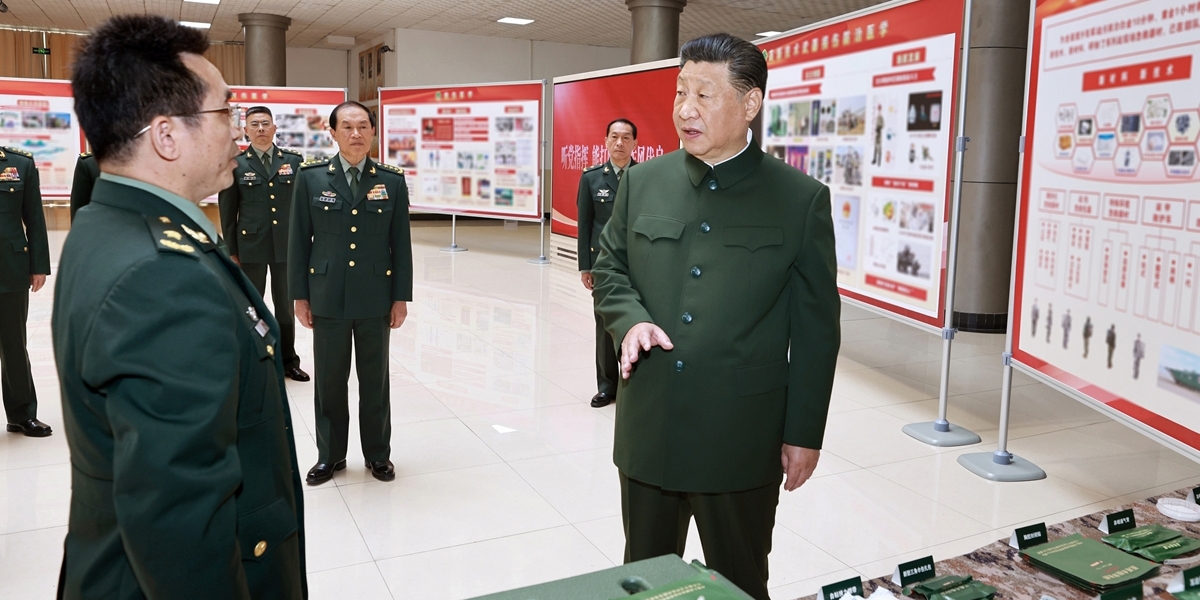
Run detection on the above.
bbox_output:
[2,0,1200,598]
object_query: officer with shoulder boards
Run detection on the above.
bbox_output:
[70,151,100,219]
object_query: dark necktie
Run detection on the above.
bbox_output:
[260,151,271,171]
[348,166,360,198]
[616,168,622,181]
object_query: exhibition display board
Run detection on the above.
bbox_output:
[758,0,966,328]
[0,77,85,197]
[378,82,544,221]
[1011,0,1200,459]
[228,86,345,162]
[550,61,678,238]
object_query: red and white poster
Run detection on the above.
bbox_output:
[551,62,678,237]
[379,82,543,220]
[758,0,966,328]
[1012,0,1200,458]
[0,77,86,198]
[228,86,345,162]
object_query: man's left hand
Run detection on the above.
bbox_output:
[781,444,819,492]
[30,274,46,293]
[390,301,408,329]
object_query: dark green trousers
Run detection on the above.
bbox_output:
[312,314,391,463]
[0,291,37,423]
[241,261,300,370]
[620,471,781,600]
[594,311,618,396]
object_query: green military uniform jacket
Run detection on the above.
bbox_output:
[70,152,100,219]
[52,178,307,599]
[592,143,841,493]
[0,146,51,292]
[288,156,413,319]
[576,159,634,271]
[219,146,304,263]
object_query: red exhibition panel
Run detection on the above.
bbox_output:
[1012,0,1200,457]
[0,77,86,197]
[227,86,346,162]
[757,0,967,329]
[550,65,678,237]
[379,82,544,220]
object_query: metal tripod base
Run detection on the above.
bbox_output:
[902,421,981,447]
[440,244,467,253]
[527,256,550,265]
[958,450,1046,482]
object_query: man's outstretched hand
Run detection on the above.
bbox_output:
[619,322,673,379]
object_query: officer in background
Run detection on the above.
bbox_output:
[577,118,637,409]
[290,101,412,485]
[0,145,52,437]
[219,106,310,382]
[69,152,100,219]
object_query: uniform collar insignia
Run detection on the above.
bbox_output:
[369,166,376,175]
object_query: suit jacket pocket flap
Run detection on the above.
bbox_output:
[240,224,258,235]
[309,259,329,275]
[238,497,298,563]
[723,227,783,251]
[11,240,28,252]
[631,215,686,241]
[737,360,789,396]
[0,181,24,195]
[374,263,392,275]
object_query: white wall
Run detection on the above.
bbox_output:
[531,40,630,82]
[286,47,349,89]
[347,31,398,103]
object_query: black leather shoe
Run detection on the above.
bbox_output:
[305,460,345,485]
[590,393,614,408]
[366,460,395,482]
[285,367,310,382]
[7,419,52,437]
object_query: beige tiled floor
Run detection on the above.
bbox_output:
[1,222,1197,600]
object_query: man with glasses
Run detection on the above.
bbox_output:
[53,15,306,598]
[219,106,310,382]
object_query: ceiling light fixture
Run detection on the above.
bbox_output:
[183,0,221,4]
[497,17,535,25]
[180,21,212,29]
[757,31,782,37]
[326,35,356,46]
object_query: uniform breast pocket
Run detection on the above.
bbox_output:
[367,200,394,234]
[630,215,685,274]
[0,182,23,211]
[311,196,343,233]
[722,226,785,289]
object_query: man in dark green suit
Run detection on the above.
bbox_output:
[55,16,306,599]
[289,101,412,485]
[591,34,840,600]
[577,118,637,409]
[69,152,99,219]
[0,145,52,437]
[219,106,310,382]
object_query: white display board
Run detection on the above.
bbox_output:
[0,77,85,197]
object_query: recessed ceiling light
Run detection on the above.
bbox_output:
[183,0,220,4]
[757,31,782,37]
[180,21,212,29]
[497,17,534,25]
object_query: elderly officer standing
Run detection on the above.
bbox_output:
[577,118,637,408]
[0,144,52,438]
[69,151,100,219]
[219,106,310,382]
[591,33,840,599]
[55,15,305,598]
[290,101,412,485]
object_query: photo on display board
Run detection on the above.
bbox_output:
[277,132,305,148]
[46,113,71,129]
[768,105,788,138]
[495,188,514,206]
[836,96,866,136]
[306,115,326,131]
[896,242,932,279]
[275,113,304,131]
[809,100,822,136]
[1077,118,1094,138]
[22,112,44,129]
[477,178,491,200]
[0,112,18,129]
[387,135,416,164]
[898,200,935,234]
[834,146,863,186]
[833,194,860,270]
[817,99,838,135]
[906,91,943,131]
[809,147,834,184]
[457,151,475,170]
[786,145,809,173]
[514,117,534,133]
[868,195,897,227]
[766,145,787,161]
[790,101,812,137]
[495,117,515,133]
[1158,345,1200,403]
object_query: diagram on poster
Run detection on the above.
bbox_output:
[1013,0,1200,455]
[229,87,344,163]
[759,0,964,327]
[0,78,85,197]
[379,83,542,220]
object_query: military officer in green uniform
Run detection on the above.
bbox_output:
[0,145,52,438]
[289,101,412,485]
[219,106,310,382]
[591,34,840,600]
[55,16,306,598]
[577,118,637,409]
[69,151,100,219]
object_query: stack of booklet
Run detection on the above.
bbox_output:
[1020,533,1159,593]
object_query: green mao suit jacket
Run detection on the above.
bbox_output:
[288,157,413,319]
[592,143,841,493]
[0,146,51,292]
[52,179,307,599]
[219,146,305,263]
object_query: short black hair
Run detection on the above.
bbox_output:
[329,101,375,130]
[679,33,768,95]
[606,118,637,139]
[245,106,273,119]
[71,15,210,163]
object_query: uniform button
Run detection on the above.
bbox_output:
[351,226,357,232]
[352,209,358,215]
[690,266,701,277]
[270,195,275,200]
[675,360,685,372]
[310,268,314,273]
[271,207,277,212]
[268,182,274,187]
[254,541,267,557]
[265,346,274,357]
[386,270,392,276]
[350,243,356,249]
[682,312,693,324]
[349,260,356,267]
[708,181,718,190]
[272,220,278,225]
[700,222,711,233]
[241,229,247,235]
[324,206,329,211]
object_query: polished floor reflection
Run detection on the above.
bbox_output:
[1,222,1197,599]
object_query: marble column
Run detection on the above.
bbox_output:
[625,0,687,63]
[238,13,291,87]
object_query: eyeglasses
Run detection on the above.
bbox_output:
[246,120,274,130]
[133,104,242,137]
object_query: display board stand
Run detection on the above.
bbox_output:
[527,216,550,265]
[440,215,468,253]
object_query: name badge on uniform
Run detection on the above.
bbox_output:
[241,171,258,182]
[318,190,337,203]
[0,167,19,182]
[366,184,389,201]
[254,319,269,338]
[277,163,293,176]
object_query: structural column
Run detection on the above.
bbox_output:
[238,13,291,87]
[625,0,687,64]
